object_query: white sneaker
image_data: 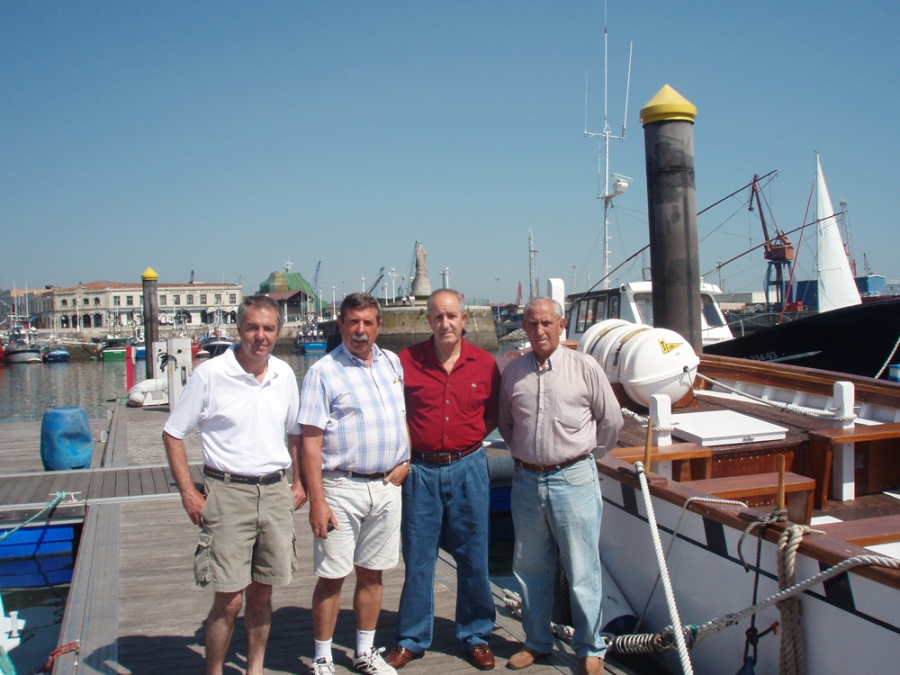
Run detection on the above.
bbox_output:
[310,657,336,675]
[353,647,398,675]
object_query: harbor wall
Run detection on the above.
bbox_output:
[272,305,498,354]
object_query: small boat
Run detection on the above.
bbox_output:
[41,343,70,362]
[197,328,233,357]
[293,332,327,354]
[97,336,130,360]
[3,324,42,364]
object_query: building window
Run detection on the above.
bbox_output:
[173,295,180,305]
[126,295,134,306]
[186,294,193,305]
[94,297,100,306]
[229,293,236,304]
[113,296,121,306]
[62,299,68,307]
[215,294,222,304]
[200,294,207,304]
[160,295,167,305]
[83,298,89,306]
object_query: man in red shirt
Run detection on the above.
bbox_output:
[385,289,500,671]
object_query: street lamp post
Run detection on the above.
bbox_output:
[495,276,500,303]
[361,278,365,292]
[332,286,336,316]
[388,268,399,304]
[383,282,388,305]
[342,280,345,299]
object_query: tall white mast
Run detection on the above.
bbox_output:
[584,2,632,290]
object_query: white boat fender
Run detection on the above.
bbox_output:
[127,377,167,407]
[600,556,638,636]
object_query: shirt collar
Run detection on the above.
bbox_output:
[532,344,563,372]
[223,343,276,380]
[336,341,384,367]
[423,336,471,369]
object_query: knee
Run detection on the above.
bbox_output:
[245,582,273,608]
[213,591,244,620]
[355,566,383,587]
[316,576,346,596]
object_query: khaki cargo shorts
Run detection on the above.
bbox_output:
[194,474,297,592]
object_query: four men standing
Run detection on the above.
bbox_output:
[165,291,622,675]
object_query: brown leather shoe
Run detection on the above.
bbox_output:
[579,656,604,674]
[468,643,495,670]
[505,646,548,670]
[384,645,424,669]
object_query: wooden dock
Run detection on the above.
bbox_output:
[1,404,638,675]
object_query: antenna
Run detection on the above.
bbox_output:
[584,2,633,290]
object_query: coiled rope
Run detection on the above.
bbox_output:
[0,492,68,543]
[620,407,677,433]
[691,369,856,422]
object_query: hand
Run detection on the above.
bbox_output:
[309,500,338,539]
[385,462,410,487]
[291,481,308,510]
[291,480,307,509]
[180,487,207,527]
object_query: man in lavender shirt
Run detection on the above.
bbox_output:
[498,297,622,675]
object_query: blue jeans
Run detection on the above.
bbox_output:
[510,457,605,658]
[395,447,496,652]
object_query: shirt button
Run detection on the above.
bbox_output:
[445,400,449,404]
[445,417,449,421]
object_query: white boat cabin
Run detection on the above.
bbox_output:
[566,281,734,346]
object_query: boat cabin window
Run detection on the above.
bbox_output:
[608,296,619,319]
[701,294,726,327]
[634,293,653,325]
[575,298,595,333]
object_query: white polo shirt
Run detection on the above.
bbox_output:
[164,345,301,475]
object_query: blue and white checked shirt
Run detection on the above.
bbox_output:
[299,342,409,473]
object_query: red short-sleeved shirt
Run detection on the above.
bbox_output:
[400,337,501,453]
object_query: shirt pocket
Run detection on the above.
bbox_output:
[552,394,588,433]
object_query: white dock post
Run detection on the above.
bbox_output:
[831,381,856,501]
[649,394,673,479]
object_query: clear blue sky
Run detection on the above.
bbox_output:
[3,1,897,304]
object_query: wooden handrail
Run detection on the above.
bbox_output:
[808,422,900,445]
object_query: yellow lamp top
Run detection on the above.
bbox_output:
[141,267,159,281]
[640,85,697,125]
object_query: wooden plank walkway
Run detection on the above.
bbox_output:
[103,499,625,675]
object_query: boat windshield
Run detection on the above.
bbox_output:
[634,293,653,325]
[702,294,726,327]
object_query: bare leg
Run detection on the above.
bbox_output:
[205,590,244,675]
[244,582,273,675]
[313,576,346,640]
[353,566,383,632]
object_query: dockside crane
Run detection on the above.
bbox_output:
[750,174,795,310]
[366,267,385,295]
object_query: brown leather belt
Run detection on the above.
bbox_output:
[514,455,591,473]
[411,442,482,465]
[204,466,285,485]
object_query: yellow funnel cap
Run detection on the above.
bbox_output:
[640,85,697,125]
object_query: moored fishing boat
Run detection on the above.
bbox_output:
[3,325,42,364]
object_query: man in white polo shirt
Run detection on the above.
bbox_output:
[300,292,410,675]
[163,294,304,675]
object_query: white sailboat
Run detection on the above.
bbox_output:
[815,154,861,312]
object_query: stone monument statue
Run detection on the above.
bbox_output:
[411,242,431,297]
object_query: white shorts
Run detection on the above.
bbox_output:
[314,472,403,579]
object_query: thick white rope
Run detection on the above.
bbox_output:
[620,407,677,433]
[692,370,856,422]
[635,461,694,674]
[777,525,809,675]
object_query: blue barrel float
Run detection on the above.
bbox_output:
[40,406,93,471]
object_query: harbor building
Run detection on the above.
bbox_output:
[2,280,242,338]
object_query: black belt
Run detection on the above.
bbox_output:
[411,442,482,465]
[203,466,285,485]
[326,469,389,480]
[514,455,591,473]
